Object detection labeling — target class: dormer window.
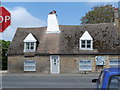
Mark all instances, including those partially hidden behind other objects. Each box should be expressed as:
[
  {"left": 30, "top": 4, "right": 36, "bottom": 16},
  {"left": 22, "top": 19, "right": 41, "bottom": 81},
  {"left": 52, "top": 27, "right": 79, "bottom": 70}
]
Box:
[
  {"left": 25, "top": 42, "right": 35, "bottom": 52},
  {"left": 80, "top": 31, "right": 93, "bottom": 50},
  {"left": 81, "top": 40, "right": 92, "bottom": 49},
  {"left": 24, "top": 33, "right": 37, "bottom": 52}
]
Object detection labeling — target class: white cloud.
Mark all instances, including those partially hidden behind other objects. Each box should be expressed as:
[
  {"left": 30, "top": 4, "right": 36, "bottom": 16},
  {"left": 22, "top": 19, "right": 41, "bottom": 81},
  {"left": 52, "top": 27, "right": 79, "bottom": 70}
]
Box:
[{"left": 0, "top": 7, "right": 46, "bottom": 41}]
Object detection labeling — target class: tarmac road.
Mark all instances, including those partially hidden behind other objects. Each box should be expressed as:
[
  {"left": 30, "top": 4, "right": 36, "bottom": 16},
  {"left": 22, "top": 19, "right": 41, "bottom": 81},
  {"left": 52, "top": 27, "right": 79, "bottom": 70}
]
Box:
[{"left": 2, "top": 74, "right": 99, "bottom": 89}]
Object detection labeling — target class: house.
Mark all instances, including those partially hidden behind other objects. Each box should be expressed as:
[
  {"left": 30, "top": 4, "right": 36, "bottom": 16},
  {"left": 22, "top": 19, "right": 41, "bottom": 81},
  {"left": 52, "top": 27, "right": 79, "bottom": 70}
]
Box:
[{"left": 8, "top": 9, "right": 120, "bottom": 74}]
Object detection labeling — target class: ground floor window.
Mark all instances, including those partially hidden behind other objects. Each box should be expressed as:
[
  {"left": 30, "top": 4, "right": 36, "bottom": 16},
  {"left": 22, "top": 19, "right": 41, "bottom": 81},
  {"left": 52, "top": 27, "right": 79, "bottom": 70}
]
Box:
[
  {"left": 79, "top": 60, "right": 92, "bottom": 71},
  {"left": 24, "top": 60, "right": 36, "bottom": 71},
  {"left": 110, "top": 59, "right": 120, "bottom": 68}
]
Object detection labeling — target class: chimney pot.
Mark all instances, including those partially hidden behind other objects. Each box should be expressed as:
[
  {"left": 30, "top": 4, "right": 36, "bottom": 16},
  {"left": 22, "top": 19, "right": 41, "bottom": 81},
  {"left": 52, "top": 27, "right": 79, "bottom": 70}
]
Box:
[
  {"left": 52, "top": 10, "right": 56, "bottom": 14},
  {"left": 49, "top": 10, "right": 57, "bottom": 14}
]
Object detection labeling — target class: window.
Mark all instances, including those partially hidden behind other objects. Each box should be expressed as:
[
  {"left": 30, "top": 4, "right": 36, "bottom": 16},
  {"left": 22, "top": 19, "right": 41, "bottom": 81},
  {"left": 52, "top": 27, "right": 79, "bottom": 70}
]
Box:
[
  {"left": 80, "top": 31, "right": 93, "bottom": 50},
  {"left": 107, "top": 75, "right": 120, "bottom": 89},
  {"left": 24, "top": 60, "right": 36, "bottom": 71},
  {"left": 87, "top": 40, "right": 91, "bottom": 48},
  {"left": 23, "top": 33, "right": 37, "bottom": 52},
  {"left": 81, "top": 40, "right": 85, "bottom": 48},
  {"left": 24, "top": 42, "right": 36, "bottom": 52},
  {"left": 51, "top": 55, "right": 59, "bottom": 65},
  {"left": 81, "top": 40, "right": 92, "bottom": 49},
  {"left": 110, "top": 59, "right": 120, "bottom": 68},
  {"left": 54, "top": 59, "right": 57, "bottom": 65},
  {"left": 79, "top": 60, "right": 92, "bottom": 71}
]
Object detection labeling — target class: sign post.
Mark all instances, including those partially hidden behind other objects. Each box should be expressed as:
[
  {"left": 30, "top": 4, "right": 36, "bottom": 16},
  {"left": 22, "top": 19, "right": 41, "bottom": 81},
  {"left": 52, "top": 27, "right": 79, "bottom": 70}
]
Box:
[{"left": 0, "top": 6, "right": 11, "bottom": 32}]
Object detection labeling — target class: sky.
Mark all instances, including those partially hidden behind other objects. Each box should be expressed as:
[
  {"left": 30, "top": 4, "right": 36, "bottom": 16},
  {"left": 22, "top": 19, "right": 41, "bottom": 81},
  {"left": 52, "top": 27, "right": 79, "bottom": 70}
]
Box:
[{"left": 0, "top": 2, "right": 119, "bottom": 41}]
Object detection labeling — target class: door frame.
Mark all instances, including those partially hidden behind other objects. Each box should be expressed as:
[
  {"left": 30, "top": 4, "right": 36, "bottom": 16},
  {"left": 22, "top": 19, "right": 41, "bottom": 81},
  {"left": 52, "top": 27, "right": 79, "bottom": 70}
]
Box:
[{"left": 50, "top": 55, "right": 60, "bottom": 74}]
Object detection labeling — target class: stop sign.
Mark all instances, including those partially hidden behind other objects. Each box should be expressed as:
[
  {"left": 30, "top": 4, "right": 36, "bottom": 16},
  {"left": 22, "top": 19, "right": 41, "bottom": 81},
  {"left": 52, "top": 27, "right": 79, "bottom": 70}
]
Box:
[{"left": 0, "top": 6, "right": 11, "bottom": 32}]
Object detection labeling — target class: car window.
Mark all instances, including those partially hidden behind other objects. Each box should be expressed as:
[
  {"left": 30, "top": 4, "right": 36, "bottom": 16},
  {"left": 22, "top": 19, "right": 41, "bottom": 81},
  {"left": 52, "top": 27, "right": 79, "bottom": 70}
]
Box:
[{"left": 107, "top": 75, "right": 120, "bottom": 90}]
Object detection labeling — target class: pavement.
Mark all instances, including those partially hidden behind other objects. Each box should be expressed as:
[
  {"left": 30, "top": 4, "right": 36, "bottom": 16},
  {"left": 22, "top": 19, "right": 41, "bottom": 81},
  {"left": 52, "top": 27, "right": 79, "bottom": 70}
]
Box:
[
  {"left": 1, "top": 73, "right": 99, "bottom": 89},
  {"left": 0, "top": 70, "right": 7, "bottom": 74}
]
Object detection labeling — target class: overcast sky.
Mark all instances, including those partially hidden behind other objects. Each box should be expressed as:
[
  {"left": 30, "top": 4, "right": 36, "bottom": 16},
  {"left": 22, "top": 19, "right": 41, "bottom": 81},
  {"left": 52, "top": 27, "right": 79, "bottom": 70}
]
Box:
[{"left": 0, "top": 2, "right": 119, "bottom": 41}]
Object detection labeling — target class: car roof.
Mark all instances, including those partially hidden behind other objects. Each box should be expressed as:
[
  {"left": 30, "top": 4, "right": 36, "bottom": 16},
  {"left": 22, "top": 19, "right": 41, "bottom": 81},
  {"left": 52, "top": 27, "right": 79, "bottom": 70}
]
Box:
[{"left": 104, "top": 68, "right": 120, "bottom": 75}]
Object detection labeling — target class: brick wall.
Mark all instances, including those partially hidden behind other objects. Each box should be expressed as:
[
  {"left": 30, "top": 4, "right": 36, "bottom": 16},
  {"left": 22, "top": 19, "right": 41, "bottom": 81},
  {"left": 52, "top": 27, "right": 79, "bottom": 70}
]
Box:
[
  {"left": 8, "top": 55, "right": 50, "bottom": 73},
  {"left": 8, "top": 55, "right": 120, "bottom": 73}
]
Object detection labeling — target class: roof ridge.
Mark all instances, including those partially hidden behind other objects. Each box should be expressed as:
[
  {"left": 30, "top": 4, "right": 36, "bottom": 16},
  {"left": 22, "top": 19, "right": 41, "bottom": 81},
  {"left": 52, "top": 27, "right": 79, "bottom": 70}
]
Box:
[
  {"left": 16, "top": 23, "right": 114, "bottom": 29},
  {"left": 17, "top": 26, "right": 47, "bottom": 29},
  {"left": 59, "top": 23, "right": 114, "bottom": 26}
]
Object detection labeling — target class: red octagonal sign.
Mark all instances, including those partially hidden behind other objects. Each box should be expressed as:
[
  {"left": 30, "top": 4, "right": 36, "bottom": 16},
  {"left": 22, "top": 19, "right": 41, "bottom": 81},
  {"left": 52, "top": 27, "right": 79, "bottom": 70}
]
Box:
[{"left": 0, "top": 6, "right": 11, "bottom": 32}]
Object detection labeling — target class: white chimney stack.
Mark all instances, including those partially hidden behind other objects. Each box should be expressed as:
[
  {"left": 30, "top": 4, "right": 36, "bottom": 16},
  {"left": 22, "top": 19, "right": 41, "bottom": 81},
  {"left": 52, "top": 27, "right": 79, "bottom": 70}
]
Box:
[{"left": 46, "top": 10, "right": 60, "bottom": 33}]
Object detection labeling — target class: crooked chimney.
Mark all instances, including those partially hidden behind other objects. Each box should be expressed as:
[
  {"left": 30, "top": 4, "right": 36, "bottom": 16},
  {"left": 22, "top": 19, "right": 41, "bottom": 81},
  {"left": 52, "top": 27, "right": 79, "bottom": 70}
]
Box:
[
  {"left": 114, "top": 8, "right": 120, "bottom": 30},
  {"left": 46, "top": 10, "right": 60, "bottom": 33}
]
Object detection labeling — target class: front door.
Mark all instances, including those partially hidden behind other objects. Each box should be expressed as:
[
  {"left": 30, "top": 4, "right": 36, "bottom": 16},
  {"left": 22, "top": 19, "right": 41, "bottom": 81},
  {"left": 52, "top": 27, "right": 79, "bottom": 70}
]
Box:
[{"left": 50, "top": 55, "right": 60, "bottom": 74}]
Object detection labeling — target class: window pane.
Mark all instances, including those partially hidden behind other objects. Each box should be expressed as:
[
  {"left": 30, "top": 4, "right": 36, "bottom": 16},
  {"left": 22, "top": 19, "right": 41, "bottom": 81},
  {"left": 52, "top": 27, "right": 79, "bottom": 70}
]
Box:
[
  {"left": 54, "top": 59, "right": 57, "bottom": 65},
  {"left": 30, "top": 42, "right": 34, "bottom": 50},
  {"left": 31, "top": 42, "right": 34, "bottom": 45},
  {"left": 51, "top": 55, "right": 59, "bottom": 59},
  {"left": 81, "top": 40, "right": 85, "bottom": 48},
  {"left": 31, "top": 45, "right": 34, "bottom": 49},
  {"left": 87, "top": 40, "right": 91, "bottom": 48},
  {"left": 79, "top": 60, "right": 92, "bottom": 71},
  {"left": 80, "top": 61, "right": 83, "bottom": 63},
  {"left": 24, "top": 60, "right": 36, "bottom": 71},
  {"left": 108, "top": 75, "right": 120, "bottom": 89},
  {"left": 87, "top": 45, "right": 91, "bottom": 48},
  {"left": 110, "top": 59, "right": 120, "bottom": 68},
  {"left": 26, "top": 42, "right": 29, "bottom": 50},
  {"left": 54, "top": 59, "right": 56, "bottom": 63},
  {"left": 87, "top": 40, "right": 91, "bottom": 45},
  {"left": 82, "top": 45, "right": 85, "bottom": 48},
  {"left": 82, "top": 40, "right": 85, "bottom": 44}
]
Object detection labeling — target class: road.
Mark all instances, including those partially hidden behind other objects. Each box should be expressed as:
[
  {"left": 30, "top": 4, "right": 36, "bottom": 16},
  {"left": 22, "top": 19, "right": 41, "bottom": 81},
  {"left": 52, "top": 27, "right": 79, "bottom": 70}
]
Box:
[
  {"left": 0, "top": 73, "right": 1, "bottom": 89},
  {"left": 2, "top": 74, "right": 99, "bottom": 89}
]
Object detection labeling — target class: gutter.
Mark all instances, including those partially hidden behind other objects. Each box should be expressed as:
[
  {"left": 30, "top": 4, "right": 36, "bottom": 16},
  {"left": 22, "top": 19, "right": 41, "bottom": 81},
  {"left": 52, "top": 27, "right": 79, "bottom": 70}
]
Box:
[{"left": 7, "top": 53, "right": 120, "bottom": 56}]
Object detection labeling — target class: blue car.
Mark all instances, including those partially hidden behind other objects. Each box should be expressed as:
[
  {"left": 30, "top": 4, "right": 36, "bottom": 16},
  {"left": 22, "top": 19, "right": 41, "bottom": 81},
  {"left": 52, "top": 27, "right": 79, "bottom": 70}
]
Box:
[{"left": 92, "top": 68, "right": 120, "bottom": 90}]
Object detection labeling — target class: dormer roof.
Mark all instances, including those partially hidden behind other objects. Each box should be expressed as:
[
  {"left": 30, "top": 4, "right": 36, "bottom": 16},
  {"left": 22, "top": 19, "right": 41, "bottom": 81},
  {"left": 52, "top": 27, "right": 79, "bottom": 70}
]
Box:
[
  {"left": 24, "top": 33, "right": 37, "bottom": 42},
  {"left": 80, "top": 31, "right": 93, "bottom": 40}
]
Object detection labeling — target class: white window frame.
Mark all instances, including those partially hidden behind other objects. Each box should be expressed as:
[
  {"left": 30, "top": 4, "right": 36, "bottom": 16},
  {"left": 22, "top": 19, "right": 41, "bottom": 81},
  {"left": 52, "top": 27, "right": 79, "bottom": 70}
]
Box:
[
  {"left": 24, "top": 60, "right": 36, "bottom": 71},
  {"left": 109, "top": 59, "right": 120, "bottom": 68},
  {"left": 79, "top": 31, "right": 93, "bottom": 50},
  {"left": 24, "top": 42, "right": 36, "bottom": 52},
  {"left": 80, "top": 40, "right": 93, "bottom": 50},
  {"left": 79, "top": 60, "right": 92, "bottom": 71}
]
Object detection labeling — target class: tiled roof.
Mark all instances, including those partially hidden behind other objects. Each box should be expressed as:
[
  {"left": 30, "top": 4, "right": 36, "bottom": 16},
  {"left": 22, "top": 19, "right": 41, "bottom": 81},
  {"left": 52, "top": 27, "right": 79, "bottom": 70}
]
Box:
[{"left": 8, "top": 23, "right": 120, "bottom": 55}]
